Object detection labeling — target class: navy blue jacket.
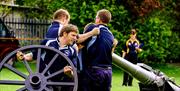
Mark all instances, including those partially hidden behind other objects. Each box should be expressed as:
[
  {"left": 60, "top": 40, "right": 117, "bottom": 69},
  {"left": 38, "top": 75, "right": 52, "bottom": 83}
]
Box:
[
  {"left": 45, "top": 21, "right": 63, "bottom": 39},
  {"left": 82, "top": 24, "right": 114, "bottom": 68}
]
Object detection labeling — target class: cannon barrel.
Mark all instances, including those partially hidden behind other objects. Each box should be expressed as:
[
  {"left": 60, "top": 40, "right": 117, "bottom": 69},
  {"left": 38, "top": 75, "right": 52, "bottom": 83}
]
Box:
[{"left": 112, "top": 53, "right": 180, "bottom": 91}]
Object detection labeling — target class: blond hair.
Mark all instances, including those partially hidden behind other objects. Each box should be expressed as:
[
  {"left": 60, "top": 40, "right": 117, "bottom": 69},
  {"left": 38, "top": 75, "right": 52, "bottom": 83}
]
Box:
[{"left": 53, "top": 9, "right": 70, "bottom": 21}]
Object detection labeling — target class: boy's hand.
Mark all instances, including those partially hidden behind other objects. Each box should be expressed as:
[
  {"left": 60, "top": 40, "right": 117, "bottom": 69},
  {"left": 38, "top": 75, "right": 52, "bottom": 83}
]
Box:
[
  {"left": 16, "top": 51, "right": 24, "bottom": 61},
  {"left": 113, "top": 39, "right": 118, "bottom": 46},
  {"left": 136, "top": 47, "right": 142, "bottom": 52},
  {"left": 64, "top": 66, "right": 73, "bottom": 78},
  {"left": 91, "top": 28, "right": 100, "bottom": 36}
]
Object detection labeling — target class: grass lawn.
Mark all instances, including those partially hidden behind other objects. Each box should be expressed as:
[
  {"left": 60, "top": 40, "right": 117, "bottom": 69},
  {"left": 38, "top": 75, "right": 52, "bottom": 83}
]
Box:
[
  {"left": 0, "top": 62, "right": 180, "bottom": 91},
  {"left": 111, "top": 63, "right": 180, "bottom": 91},
  {"left": 112, "top": 65, "right": 139, "bottom": 91}
]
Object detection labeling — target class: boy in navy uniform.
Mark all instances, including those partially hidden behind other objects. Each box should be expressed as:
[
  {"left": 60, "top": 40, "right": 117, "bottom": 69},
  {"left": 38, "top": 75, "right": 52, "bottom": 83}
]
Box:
[
  {"left": 45, "top": 9, "right": 70, "bottom": 39},
  {"left": 45, "top": 8, "right": 99, "bottom": 44},
  {"left": 17, "top": 24, "right": 79, "bottom": 91},
  {"left": 16, "top": 23, "right": 100, "bottom": 91},
  {"left": 80, "top": 9, "right": 117, "bottom": 91}
]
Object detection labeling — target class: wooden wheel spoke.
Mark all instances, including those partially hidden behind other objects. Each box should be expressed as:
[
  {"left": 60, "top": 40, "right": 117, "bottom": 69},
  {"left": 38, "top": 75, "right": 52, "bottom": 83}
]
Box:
[
  {"left": 46, "top": 69, "right": 64, "bottom": 79},
  {"left": 42, "top": 54, "right": 59, "bottom": 75},
  {"left": 4, "top": 63, "right": 27, "bottom": 79},
  {"left": 16, "top": 86, "right": 27, "bottom": 91},
  {"left": 36, "top": 48, "right": 41, "bottom": 73},
  {"left": 23, "top": 60, "right": 33, "bottom": 74},
  {"left": 47, "top": 81, "right": 75, "bottom": 86},
  {"left": 0, "top": 80, "right": 25, "bottom": 85},
  {"left": 44, "top": 87, "right": 51, "bottom": 91}
]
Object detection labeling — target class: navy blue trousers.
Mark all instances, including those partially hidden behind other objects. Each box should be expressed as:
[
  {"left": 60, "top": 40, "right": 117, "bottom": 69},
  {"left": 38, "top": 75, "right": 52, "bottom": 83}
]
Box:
[{"left": 79, "top": 67, "right": 112, "bottom": 91}]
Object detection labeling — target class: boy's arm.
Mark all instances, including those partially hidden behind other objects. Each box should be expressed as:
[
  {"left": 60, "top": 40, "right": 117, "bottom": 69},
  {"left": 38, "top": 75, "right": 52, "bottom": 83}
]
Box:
[
  {"left": 122, "top": 45, "right": 127, "bottom": 58},
  {"left": 16, "top": 51, "right": 33, "bottom": 61},
  {"left": 77, "top": 28, "right": 99, "bottom": 43},
  {"left": 112, "top": 38, "right": 118, "bottom": 53},
  {"left": 136, "top": 37, "right": 144, "bottom": 52}
]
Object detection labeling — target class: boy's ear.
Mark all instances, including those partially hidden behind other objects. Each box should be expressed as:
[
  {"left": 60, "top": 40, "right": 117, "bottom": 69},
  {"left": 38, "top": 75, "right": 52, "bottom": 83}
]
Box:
[{"left": 62, "top": 32, "right": 67, "bottom": 36}]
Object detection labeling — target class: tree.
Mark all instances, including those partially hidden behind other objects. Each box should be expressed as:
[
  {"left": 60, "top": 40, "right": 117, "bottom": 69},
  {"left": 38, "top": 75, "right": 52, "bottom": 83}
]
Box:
[
  {"left": 14, "top": 0, "right": 180, "bottom": 63},
  {"left": 0, "top": 5, "right": 11, "bottom": 18}
]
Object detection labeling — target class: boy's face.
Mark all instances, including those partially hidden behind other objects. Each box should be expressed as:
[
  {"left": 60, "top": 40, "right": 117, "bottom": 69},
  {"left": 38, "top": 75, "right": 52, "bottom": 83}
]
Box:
[
  {"left": 61, "top": 16, "right": 69, "bottom": 26},
  {"left": 95, "top": 15, "right": 100, "bottom": 24},
  {"left": 131, "top": 29, "right": 136, "bottom": 35},
  {"left": 65, "top": 32, "right": 78, "bottom": 45},
  {"left": 64, "top": 16, "right": 70, "bottom": 26}
]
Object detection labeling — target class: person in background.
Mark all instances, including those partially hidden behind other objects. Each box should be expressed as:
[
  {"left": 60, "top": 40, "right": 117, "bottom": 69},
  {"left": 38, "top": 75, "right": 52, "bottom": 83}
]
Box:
[{"left": 122, "top": 28, "right": 144, "bottom": 86}]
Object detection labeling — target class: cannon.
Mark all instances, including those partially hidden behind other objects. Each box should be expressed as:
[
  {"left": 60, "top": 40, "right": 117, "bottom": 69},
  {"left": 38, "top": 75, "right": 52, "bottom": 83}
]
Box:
[
  {"left": 112, "top": 53, "right": 180, "bottom": 91},
  {"left": 0, "top": 45, "right": 180, "bottom": 91}
]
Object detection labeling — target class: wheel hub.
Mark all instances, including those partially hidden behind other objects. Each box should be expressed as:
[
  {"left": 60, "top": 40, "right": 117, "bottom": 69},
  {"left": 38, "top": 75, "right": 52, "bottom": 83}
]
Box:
[{"left": 25, "top": 73, "right": 47, "bottom": 91}]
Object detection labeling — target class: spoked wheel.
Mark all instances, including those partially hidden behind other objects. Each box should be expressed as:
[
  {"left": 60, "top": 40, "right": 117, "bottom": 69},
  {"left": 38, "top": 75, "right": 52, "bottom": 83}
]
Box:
[{"left": 0, "top": 45, "right": 78, "bottom": 91}]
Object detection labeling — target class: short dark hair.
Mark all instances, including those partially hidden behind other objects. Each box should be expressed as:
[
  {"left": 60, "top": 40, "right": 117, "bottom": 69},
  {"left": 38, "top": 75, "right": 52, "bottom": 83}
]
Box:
[
  {"left": 59, "top": 24, "right": 79, "bottom": 37},
  {"left": 97, "top": 9, "right": 111, "bottom": 24}
]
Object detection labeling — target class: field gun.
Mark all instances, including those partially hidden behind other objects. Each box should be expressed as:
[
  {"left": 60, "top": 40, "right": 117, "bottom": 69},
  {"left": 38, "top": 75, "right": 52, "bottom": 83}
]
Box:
[
  {"left": 112, "top": 53, "right": 180, "bottom": 91},
  {"left": 0, "top": 45, "right": 180, "bottom": 91}
]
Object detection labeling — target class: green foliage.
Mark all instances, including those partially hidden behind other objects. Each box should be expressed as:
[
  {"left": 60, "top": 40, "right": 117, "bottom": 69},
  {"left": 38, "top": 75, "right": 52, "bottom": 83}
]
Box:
[
  {"left": 15, "top": 0, "right": 25, "bottom": 5},
  {"left": 0, "top": 5, "right": 11, "bottom": 18},
  {"left": 135, "top": 1, "right": 180, "bottom": 63},
  {"left": 20, "top": 0, "right": 179, "bottom": 63},
  {"left": 166, "top": 32, "right": 180, "bottom": 62}
]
